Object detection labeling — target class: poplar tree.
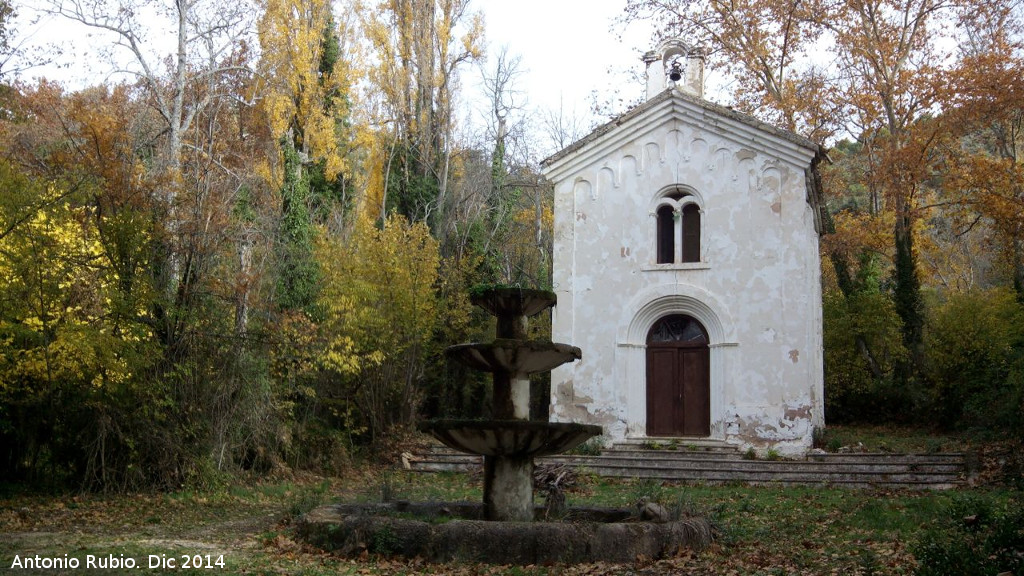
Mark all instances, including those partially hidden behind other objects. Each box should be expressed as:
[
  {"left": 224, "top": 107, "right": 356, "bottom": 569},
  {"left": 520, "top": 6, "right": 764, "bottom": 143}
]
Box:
[
  {"left": 258, "top": 0, "right": 358, "bottom": 313},
  {"left": 360, "top": 0, "right": 483, "bottom": 226}
]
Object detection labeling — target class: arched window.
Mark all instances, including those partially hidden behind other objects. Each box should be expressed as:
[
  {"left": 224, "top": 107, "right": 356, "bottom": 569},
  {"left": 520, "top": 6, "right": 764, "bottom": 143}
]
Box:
[
  {"left": 653, "top": 189, "right": 702, "bottom": 264},
  {"left": 682, "top": 204, "right": 701, "bottom": 263},
  {"left": 656, "top": 205, "right": 675, "bottom": 263}
]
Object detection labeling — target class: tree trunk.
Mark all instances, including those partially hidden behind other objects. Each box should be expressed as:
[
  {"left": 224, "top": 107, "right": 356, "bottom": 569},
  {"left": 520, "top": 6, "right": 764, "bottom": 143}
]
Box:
[
  {"left": 1013, "top": 233, "right": 1024, "bottom": 304},
  {"left": 814, "top": 167, "right": 885, "bottom": 379},
  {"left": 893, "top": 211, "right": 924, "bottom": 380}
]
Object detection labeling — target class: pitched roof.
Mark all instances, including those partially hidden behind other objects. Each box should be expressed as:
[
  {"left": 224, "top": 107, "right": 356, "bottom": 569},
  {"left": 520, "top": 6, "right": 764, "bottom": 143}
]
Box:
[{"left": 540, "top": 89, "right": 823, "bottom": 180}]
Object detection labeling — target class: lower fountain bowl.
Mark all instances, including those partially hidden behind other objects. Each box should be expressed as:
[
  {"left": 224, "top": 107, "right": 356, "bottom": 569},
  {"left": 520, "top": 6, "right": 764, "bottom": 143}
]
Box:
[{"left": 418, "top": 419, "right": 602, "bottom": 458}]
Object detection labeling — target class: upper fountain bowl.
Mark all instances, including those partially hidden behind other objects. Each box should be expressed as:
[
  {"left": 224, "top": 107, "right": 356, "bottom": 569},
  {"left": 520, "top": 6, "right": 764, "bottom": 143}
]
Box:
[{"left": 470, "top": 287, "right": 557, "bottom": 318}]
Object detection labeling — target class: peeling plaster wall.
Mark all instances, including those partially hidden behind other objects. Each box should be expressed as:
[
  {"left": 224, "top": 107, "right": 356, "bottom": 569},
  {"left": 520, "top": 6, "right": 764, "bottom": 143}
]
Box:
[{"left": 545, "top": 102, "right": 824, "bottom": 456}]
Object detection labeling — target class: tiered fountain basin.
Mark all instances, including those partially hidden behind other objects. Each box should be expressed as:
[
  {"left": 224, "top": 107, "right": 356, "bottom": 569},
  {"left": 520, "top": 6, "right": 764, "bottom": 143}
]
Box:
[
  {"left": 419, "top": 419, "right": 602, "bottom": 458},
  {"left": 423, "top": 288, "right": 597, "bottom": 523},
  {"left": 470, "top": 287, "right": 556, "bottom": 317},
  {"left": 446, "top": 340, "right": 581, "bottom": 374},
  {"left": 298, "top": 286, "right": 713, "bottom": 563}
]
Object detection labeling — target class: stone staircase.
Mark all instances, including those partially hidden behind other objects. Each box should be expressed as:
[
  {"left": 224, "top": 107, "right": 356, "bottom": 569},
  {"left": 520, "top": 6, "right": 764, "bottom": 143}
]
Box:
[{"left": 405, "top": 439, "right": 970, "bottom": 490}]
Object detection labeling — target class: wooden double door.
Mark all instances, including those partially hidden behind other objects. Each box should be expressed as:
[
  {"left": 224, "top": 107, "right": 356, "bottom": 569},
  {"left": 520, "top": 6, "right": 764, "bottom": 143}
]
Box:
[{"left": 645, "top": 314, "right": 710, "bottom": 437}]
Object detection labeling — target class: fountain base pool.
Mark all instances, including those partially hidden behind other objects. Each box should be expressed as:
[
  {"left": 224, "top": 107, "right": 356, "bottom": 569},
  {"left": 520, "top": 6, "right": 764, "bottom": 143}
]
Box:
[{"left": 298, "top": 500, "right": 713, "bottom": 564}]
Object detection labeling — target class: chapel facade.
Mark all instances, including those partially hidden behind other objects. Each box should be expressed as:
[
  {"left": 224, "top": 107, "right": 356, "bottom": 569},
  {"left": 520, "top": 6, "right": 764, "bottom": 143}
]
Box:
[{"left": 540, "top": 39, "right": 826, "bottom": 456}]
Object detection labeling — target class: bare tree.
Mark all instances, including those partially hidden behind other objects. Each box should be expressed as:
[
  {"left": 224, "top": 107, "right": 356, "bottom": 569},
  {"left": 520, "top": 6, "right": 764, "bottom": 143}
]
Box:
[
  {"left": 42, "top": 0, "right": 257, "bottom": 328},
  {"left": 480, "top": 46, "right": 526, "bottom": 175},
  {"left": 539, "top": 95, "right": 590, "bottom": 157},
  {"left": 45, "top": 0, "right": 255, "bottom": 169}
]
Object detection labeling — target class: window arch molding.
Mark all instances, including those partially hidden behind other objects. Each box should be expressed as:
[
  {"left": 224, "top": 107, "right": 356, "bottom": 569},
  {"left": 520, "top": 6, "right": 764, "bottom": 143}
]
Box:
[
  {"left": 650, "top": 184, "right": 704, "bottom": 212},
  {"left": 650, "top": 185, "right": 704, "bottom": 264}
]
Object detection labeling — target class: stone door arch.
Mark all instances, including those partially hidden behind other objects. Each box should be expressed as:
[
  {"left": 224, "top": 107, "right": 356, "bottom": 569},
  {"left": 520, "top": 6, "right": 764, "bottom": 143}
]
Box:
[{"left": 645, "top": 314, "right": 711, "bottom": 437}]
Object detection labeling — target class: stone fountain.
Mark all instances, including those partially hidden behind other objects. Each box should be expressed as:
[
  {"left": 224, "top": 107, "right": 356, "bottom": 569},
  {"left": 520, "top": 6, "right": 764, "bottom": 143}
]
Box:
[
  {"left": 419, "top": 287, "right": 602, "bottom": 521},
  {"left": 298, "top": 287, "right": 712, "bottom": 564}
]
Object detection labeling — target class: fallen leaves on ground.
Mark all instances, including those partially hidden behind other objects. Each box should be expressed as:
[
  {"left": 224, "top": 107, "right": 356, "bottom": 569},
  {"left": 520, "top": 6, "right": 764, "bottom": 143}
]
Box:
[{"left": 1, "top": 473, "right": 1019, "bottom": 575}]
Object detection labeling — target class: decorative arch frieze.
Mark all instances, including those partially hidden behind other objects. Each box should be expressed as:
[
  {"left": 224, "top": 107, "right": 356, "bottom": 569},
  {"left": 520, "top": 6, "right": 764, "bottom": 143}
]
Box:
[
  {"left": 738, "top": 156, "right": 757, "bottom": 192},
  {"left": 714, "top": 147, "right": 731, "bottom": 177},
  {"left": 643, "top": 142, "right": 663, "bottom": 171},
  {"left": 596, "top": 166, "right": 617, "bottom": 199},
  {"left": 761, "top": 166, "right": 782, "bottom": 192},
  {"left": 688, "top": 138, "right": 708, "bottom": 164},
  {"left": 573, "top": 178, "right": 593, "bottom": 201},
  {"left": 666, "top": 129, "right": 686, "bottom": 161},
  {"left": 760, "top": 166, "right": 782, "bottom": 215},
  {"left": 621, "top": 155, "right": 640, "bottom": 179}
]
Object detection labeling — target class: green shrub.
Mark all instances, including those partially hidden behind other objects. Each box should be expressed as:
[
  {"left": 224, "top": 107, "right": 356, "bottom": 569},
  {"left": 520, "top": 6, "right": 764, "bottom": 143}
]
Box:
[
  {"left": 823, "top": 287, "right": 912, "bottom": 424},
  {"left": 924, "top": 288, "right": 1024, "bottom": 438},
  {"left": 567, "top": 437, "right": 605, "bottom": 456},
  {"left": 913, "top": 495, "right": 1024, "bottom": 576},
  {"left": 370, "top": 526, "right": 399, "bottom": 555}
]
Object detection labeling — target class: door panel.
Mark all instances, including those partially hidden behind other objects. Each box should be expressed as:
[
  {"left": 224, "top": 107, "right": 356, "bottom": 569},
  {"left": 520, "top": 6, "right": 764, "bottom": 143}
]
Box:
[
  {"left": 680, "top": 348, "right": 710, "bottom": 436},
  {"left": 646, "top": 348, "right": 678, "bottom": 436}
]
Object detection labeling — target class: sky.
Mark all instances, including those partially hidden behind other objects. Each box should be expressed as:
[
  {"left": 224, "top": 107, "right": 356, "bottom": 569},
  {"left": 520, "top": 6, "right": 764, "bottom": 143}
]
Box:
[
  {"left": 470, "top": 1, "right": 655, "bottom": 122},
  {"left": 12, "top": 0, "right": 660, "bottom": 154}
]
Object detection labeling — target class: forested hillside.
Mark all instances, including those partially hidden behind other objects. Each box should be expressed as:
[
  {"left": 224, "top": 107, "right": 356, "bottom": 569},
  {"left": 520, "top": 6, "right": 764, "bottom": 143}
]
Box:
[{"left": 1, "top": 0, "right": 1021, "bottom": 492}]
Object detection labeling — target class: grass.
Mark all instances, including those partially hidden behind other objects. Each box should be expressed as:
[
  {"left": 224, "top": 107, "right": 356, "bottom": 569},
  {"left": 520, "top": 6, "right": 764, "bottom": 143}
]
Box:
[
  {"left": 1, "top": 425, "right": 1020, "bottom": 575},
  {"left": 321, "top": 469, "right": 1020, "bottom": 575},
  {"left": 2, "top": 472, "right": 1018, "bottom": 575},
  {"left": 375, "top": 469, "right": 483, "bottom": 502},
  {"left": 575, "top": 479, "right": 1017, "bottom": 574},
  {"left": 817, "top": 424, "right": 974, "bottom": 453}
]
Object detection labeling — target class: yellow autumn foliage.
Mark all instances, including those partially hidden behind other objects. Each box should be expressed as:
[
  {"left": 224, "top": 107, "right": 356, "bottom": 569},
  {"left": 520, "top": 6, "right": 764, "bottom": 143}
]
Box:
[
  {"left": 0, "top": 178, "right": 137, "bottom": 391},
  {"left": 315, "top": 214, "right": 440, "bottom": 440},
  {"left": 317, "top": 214, "right": 440, "bottom": 374},
  {"left": 257, "top": 0, "right": 360, "bottom": 182}
]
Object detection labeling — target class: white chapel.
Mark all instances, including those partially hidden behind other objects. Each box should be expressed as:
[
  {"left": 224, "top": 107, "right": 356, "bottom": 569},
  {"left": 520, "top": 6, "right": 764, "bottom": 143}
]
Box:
[{"left": 541, "top": 39, "right": 826, "bottom": 456}]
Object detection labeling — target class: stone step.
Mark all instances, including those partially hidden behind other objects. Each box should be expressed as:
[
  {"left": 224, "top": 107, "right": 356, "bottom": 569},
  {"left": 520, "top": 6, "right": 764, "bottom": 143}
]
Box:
[
  {"left": 806, "top": 452, "right": 967, "bottom": 463},
  {"left": 404, "top": 443, "right": 968, "bottom": 489},
  {"left": 410, "top": 460, "right": 482, "bottom": 473},
  {"left": 608, "top": 444, "right": 965, "bottom": 462},
  {"left": 587, "top": 451, "right": 966, "bottom": 470},
  {"left": 571, "top": 466, "right": 962, "bottom": 489},
  {"left": 548, "top": 454, "right": 965, "bottom": 474},
  {"left": 612, "top": 438, "right": 739, "bottom": 450}
]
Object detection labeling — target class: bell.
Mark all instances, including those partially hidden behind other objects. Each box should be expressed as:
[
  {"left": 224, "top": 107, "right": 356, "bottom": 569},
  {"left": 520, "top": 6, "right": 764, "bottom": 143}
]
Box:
[{"left": 668, "top": 62, "right": 683, "bottom": 82}]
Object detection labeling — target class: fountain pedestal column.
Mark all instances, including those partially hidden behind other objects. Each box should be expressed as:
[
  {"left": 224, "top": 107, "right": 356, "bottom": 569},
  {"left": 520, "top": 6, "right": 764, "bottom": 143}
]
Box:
[
  {"left": 484, "top": 455, "right": 533, "bottom": 521},
  {"left": 492, "top": 371, "right": 531, "bottom": 421}
]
